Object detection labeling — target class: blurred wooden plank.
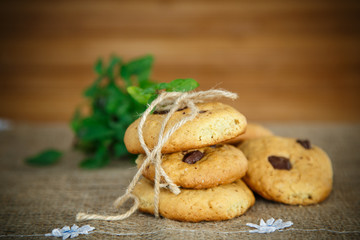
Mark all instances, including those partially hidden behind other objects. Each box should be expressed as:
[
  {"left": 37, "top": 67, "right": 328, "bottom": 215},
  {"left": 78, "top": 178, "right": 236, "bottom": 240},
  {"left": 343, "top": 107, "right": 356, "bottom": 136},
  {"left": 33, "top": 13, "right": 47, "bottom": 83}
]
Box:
[
  {"left": 1, "top": 36, "right": 359, "bottom": 67},
  {"left": 0, "top": 0, "right": 359, "bottom": 122},
  {"left": 1, "top": 84, "right": 358, "bottom": 121}
]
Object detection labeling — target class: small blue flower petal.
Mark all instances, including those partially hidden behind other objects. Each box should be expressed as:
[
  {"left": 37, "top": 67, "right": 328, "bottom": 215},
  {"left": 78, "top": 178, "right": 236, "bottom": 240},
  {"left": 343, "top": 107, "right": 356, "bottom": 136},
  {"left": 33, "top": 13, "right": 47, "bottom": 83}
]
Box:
[
  {"left": 46, "top": 224, "right": 95, "bottom": 239},
  {"left": 247, "top": 217, "right": 294, "bottom": 234},
  {"left": 70, "top": 232, "right": 79, "bottom": 238},
  {"left": 71, "top": 225, "right": 79, "bottom": 231},
  {"left": 260, "top": 219, "right": 266, "bottom": 226},
  {"left": 273, "top": 219, "right": 283, "bottom": 227},
  {"left": 51, "top": 229, "right": 62, "bottom": 237},
  {"left": 77, "top": 225, "right": 95, "bottom": 234},
  {"left": 266, "top": 218, "right": 275, "bottom": 225},
  {"left": 246, "top": 223, "right": 260, "bottom": 229},
  {"left": 61, "top": 226, "right": 70, "bottom": 233},
  {"left": 62, "top": 232, "right": 71, "bottom": 240}
]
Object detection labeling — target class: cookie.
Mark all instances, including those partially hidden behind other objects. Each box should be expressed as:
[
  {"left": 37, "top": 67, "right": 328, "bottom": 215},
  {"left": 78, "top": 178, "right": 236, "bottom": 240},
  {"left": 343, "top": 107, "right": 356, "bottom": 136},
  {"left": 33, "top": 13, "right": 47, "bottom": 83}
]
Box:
[
  {"left": 133, "top": 178, "right": 255, "bottom": 222},
  {"left": 239, "top": 136, "right": 333, "bottom": 205},
  {"left": 136, "top": 144, "right": 248, "bottom": 189},
  {"left": 124, "top": 102, "right": 247, "bottom": 154},
  {"left": 223, "top": 123, "right": 273, "bottom": 145}
]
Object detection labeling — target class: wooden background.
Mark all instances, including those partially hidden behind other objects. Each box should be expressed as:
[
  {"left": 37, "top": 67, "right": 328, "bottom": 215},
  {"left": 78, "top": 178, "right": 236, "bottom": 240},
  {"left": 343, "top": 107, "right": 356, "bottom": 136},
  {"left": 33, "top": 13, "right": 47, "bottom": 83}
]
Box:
[{"left": 0, "top": 0, "right": 359, "bottom": 122}]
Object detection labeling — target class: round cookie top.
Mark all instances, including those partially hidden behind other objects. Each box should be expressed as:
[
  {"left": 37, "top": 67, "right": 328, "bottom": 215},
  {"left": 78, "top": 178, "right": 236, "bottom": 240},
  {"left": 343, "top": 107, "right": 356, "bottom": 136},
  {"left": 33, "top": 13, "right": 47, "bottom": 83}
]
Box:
[
  {"left": 124, "top": 102, "right": 247, "bottom": 154},
  {"left": 238, "top": 136, "right": 333, "bottom": 205},
  {"left": 133, "top": 178, "right": 255, "bottom": 222},
  {"left": 222, "top": 123, "right": 273, "bottom": 145},
  {"left": 136, "top": 144, "right": 248, "bottom": 189}
]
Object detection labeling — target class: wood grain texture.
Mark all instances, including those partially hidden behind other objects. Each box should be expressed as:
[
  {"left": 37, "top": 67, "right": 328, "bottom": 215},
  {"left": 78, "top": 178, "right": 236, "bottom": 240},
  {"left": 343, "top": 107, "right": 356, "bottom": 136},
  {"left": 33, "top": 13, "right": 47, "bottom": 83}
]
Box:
[{"left": 0, "top": 0, "right": 359, "bottom": 122}]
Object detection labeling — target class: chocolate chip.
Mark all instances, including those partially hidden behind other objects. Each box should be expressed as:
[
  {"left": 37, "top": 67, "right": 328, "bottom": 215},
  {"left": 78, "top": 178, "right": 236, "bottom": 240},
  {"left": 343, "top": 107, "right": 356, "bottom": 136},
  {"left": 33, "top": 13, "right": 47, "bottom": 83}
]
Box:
[
  {"left": 177, "top": 107, "right": 188, "bottom": 112},
  {"left": 153, "top": 107, "right": 188, "bottom": 115},
  {"left": 268, "top": 156, "right": 292, "bottom": 170},
  {"left": 198, "top": 110, "right": 207, "bottom": 113},
  {"left": 182, "top": 150, "right": 204, "bottom": 164},
  {"left": 296, "top": 139, "right": 311, "bottom": 149},
  {"left": 209, "top": 144, "right": 223, "bottom": 149},
  {"left": 153, "top": 110, "right": 169, "bottom": 115}
]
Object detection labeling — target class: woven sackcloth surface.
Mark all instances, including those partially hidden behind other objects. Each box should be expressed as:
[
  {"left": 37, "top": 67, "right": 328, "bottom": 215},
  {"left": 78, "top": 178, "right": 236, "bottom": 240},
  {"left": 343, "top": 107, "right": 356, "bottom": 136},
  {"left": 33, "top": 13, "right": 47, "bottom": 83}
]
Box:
[{"left": 0, "top": 123, "right": 359, "bottom": 239}]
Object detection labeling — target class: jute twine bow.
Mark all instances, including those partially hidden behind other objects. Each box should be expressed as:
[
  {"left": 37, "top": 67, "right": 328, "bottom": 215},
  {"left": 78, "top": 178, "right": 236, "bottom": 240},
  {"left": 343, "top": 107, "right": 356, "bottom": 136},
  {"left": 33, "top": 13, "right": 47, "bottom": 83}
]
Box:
[{"left": 76, "top": 89, "right": 237, "bottom": 221}]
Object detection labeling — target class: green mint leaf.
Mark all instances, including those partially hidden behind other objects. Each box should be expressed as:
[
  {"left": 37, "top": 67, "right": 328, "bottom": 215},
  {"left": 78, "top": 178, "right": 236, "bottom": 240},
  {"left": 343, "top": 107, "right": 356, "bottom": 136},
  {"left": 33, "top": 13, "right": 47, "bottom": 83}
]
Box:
[
  {"left": 76, "top": 118, "right": 114, "bottom": 141},
  {"left": 127, "top": 86, "right": 154, "bottom": 105},
  {"left": 127, "top": 79, "right": 199, "bottom": 106},
  {"left": 71, "top": 108, "right": 82, "bottom": 132},
  {"left": 108, "top": 56, "right": 122, "bottom": 70},
  {"left": 103, "top": 83, "right": 126, "bottom": 114},
  {"left": 80, "top": 157, "right": 110, "bottom": 169},
  {"left": 94, "top": 58, "right": 103, "bottom": 75},
  {"left": 114, "top": 142, "right": 128, "bottom": 157},
  {"left": 140, "top": 80, "right": 157, "bottom": 89},
  {"left": 105, "top": 95, "right": 123, "bottom": 114},
  {"left": 156, "top": 82, "right": 168, "bottom": 90},
  {"left": 84, "top": 77, "right": 103, "bottom": 98},
  {"left": 80, "top": 155, "right": 110, "bottom": 169},
  {"left": 80, "top": 144, "right": 110, "bottom": 169},
  {"left": 165, "top": 78, "right": 199, "bottom": 92},
  {"left": 25, "top": 149, "right": 62, "bottom": 166},
  {"left": 106, "top": 56, "right": 122, "bottom": 81},
  {"left": 77, "top": 126, "right": 113, "bottom": 141},
  {"left": 80, "top": 157, "right": 102, "bottom": 169},
  {"left": 120, "top": 55, "right": 154, "bottom": 86}
]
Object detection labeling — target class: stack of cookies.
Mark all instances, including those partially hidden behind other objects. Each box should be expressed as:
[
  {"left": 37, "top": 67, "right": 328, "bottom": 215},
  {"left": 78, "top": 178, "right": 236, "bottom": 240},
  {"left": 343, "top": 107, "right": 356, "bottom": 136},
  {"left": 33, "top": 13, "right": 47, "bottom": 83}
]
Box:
[
  {"left": 124, "top": 102, "right": 255, "bottom": 222},
  {"left": 124, "top": 101, "right": 334, "bottom": 222}
]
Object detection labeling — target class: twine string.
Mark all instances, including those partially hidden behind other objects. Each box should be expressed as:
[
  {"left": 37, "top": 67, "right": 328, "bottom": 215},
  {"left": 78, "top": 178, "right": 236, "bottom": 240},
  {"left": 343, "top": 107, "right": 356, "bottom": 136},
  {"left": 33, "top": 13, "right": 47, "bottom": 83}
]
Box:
[{"left": 76, "top": 89, "right": 237, "bottom": 221}]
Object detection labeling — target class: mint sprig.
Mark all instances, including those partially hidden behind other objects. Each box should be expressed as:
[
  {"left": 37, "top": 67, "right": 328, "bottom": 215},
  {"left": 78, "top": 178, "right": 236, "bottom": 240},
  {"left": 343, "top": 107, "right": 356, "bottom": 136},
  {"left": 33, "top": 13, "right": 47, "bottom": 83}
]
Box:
[
  {"left": 71, "top": 55, "right": 155, "bottom": 168},
  {"left": 25, "top": 54, "right": 199, "bottom": 169}
]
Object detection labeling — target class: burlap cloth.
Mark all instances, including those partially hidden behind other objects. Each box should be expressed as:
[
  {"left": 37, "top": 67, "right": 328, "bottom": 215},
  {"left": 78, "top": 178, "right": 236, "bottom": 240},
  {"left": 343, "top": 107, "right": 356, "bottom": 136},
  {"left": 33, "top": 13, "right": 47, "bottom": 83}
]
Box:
[{"left": 0, "top": 123, "right": 359, "bottom": 239}]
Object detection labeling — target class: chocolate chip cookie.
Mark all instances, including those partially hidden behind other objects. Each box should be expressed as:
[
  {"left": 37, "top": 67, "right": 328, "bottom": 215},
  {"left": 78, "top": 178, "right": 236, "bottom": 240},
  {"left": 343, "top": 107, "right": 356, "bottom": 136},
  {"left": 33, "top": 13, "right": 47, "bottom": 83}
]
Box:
[
  {"left": 239, "top": 136, "right": 333, "bottom": 205},
  {"left": 124, "top": 102, "right": 247, "bottom": 154},
  {"left": 136, "top": 144, "right": 248, "bottom": 189},
  {"left": 133, "top": 178, "right": 255, "bottom": 222}
]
